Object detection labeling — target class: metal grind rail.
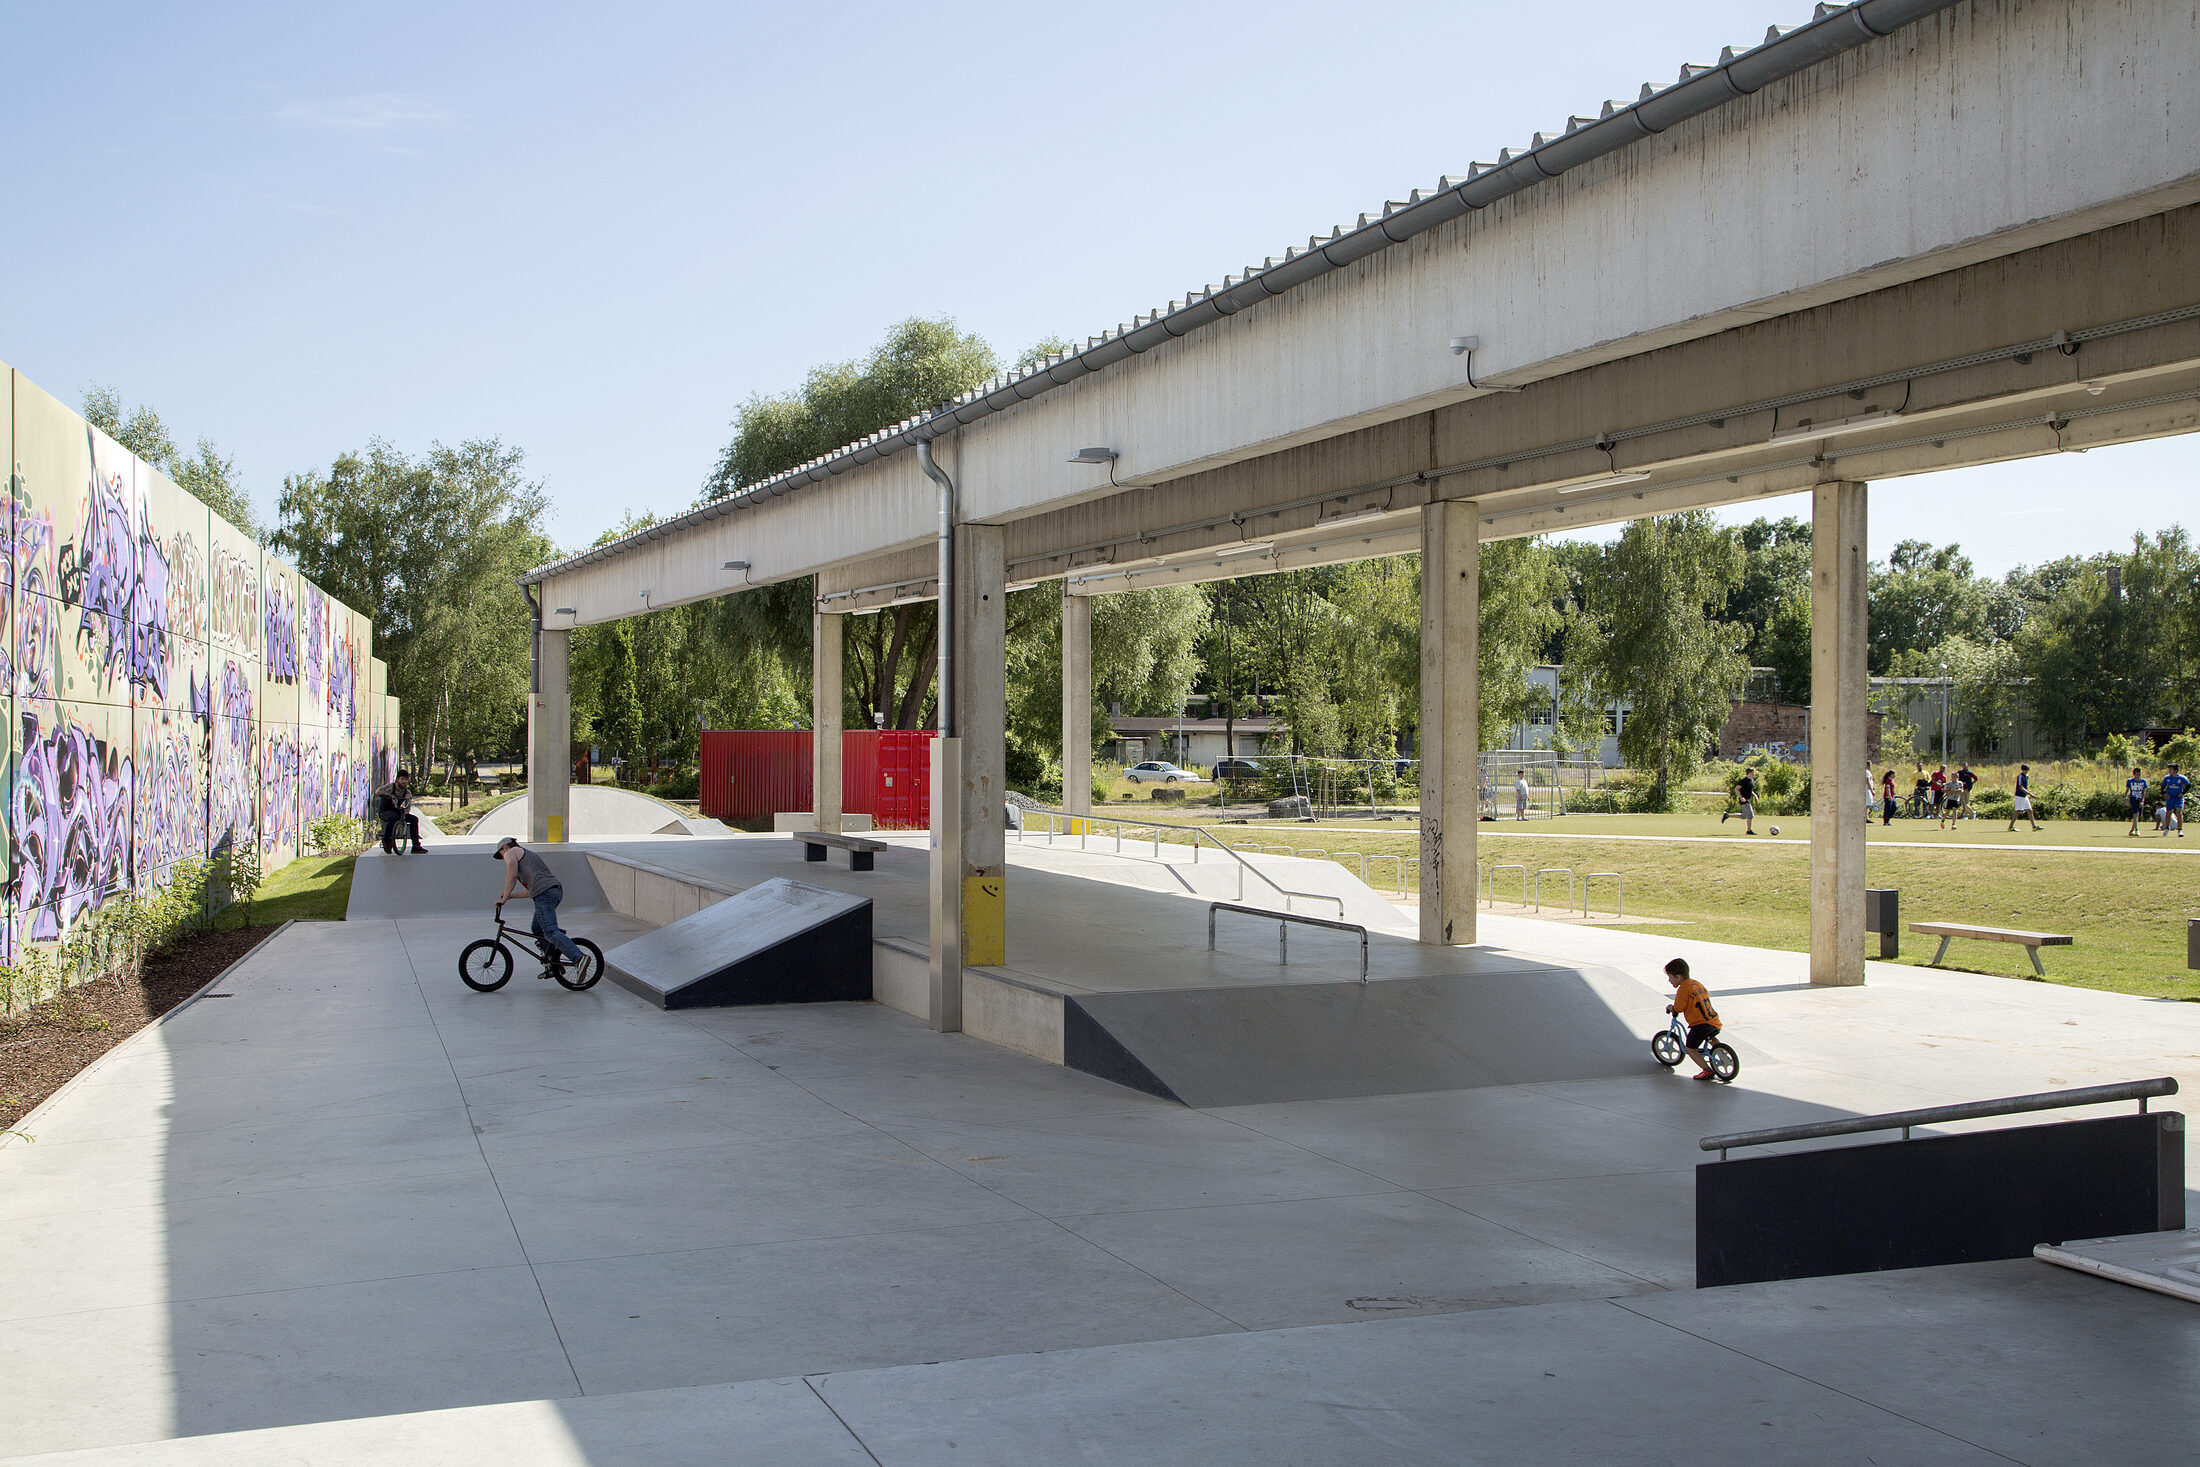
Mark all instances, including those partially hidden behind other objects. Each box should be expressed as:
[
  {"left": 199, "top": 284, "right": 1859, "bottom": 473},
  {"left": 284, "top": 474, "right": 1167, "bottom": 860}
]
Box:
[
  {"left": 1015, "top": 804, "right": 1346, "bottom": 917},
  {"left": 1699, "top": 1077, "right": 2179, "bottom": 1162},
  {"left": 1208, "top": 901, "right": 1370, "bottom": 984}
]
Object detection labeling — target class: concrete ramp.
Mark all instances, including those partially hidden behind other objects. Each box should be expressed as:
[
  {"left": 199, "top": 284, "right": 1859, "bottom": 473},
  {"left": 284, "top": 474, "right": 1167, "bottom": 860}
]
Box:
[
  {"left": 1063, "top": 964, "right": 1656, "bottom": 1108},
  {"left": 346, "top": 843, "right": 607, "bottom": 921},
  {"left": 604, "top": 878, "right": 872, "bottom": 1009},
  {"left": 472, "top": 786, "right": 732, "bottom": 840}
]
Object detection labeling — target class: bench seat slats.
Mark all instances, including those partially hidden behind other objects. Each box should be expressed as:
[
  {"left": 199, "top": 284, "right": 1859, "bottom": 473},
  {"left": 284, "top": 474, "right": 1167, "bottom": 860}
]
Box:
[{"left": 1908, "top": 923, "right": 2073, "bottom": 945}]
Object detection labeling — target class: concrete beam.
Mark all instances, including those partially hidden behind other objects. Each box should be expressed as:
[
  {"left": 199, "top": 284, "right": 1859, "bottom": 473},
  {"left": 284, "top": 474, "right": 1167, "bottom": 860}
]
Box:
[
  {"left": 812, "top": 610, "right": 843, "bottom": 833},
  {"left": 1811, "top": 480, "right": 1870, "bottom": 987},
  {"left": 1418, "top": 502, "right": 1477, "bottom": 947},
  {"left": 529, "top": 3, "right": 2200, "bottom": 621},
  {"left": 955, "top": 525, "right": 1008, "bottom": 966},
  {"left": 529, "top": 627, "right": 571, "bottom": 843},
  {"left": 1062, "top": 584, "right": 1092, "bottom": 816}
]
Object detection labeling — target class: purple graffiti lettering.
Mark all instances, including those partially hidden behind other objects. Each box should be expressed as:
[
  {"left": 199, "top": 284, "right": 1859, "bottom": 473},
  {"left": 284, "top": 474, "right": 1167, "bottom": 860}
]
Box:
[
  {"left": 264, "top": 582, "right": 299, "bottom": 683},
  {"left": 8, "top": 711, "right": 134, "bottom": 947},
  {"left": 209, "top": 661, "right": 257, "bottom": 851},
  {"left": 6, "top": 508, "right": 58, "bottom": 703},
  {"left": 260, "top": 730, "right": 301, "bottom": 854},
  {"left": 135, "top": 712, "right": 207, "bottom": 890},
  {"left": 304, "top": 587, "right": 326, "bottom": 705}
]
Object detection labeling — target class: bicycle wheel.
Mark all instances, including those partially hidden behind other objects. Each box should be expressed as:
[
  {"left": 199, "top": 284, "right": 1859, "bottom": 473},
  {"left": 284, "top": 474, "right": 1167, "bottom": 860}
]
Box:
[
  {"left": 460, "top": 939, "right": 513, "bottom": 992},
  {"left": 1708, "top": 1041, "right": 1741, "bottom": 1084},
  {"left": 1650, "top": 1030, "right": 1683, "bottom": 1067},
  {"left": 554, "top": 937, "right": 605, "bottom": 991}
]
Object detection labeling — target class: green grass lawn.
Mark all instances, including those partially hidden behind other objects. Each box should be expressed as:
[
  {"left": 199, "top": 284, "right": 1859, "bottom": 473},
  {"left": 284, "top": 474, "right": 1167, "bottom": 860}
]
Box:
[
  {"left": 215, "top": 851, "right": 360, "bottom": 927},
  {"left": 1086, "top": 810, "right": 2198, "bottom": 999}
]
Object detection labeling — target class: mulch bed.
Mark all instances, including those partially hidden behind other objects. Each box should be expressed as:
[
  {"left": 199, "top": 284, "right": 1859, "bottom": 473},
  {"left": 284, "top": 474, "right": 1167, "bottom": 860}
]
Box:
[{"left": 0, "top": 925, "right": 277, "bottom": 1135}]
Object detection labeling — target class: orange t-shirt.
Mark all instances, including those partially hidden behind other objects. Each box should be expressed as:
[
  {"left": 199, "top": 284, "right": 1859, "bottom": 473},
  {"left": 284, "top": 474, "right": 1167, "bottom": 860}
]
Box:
[{"left": 1672, "top": 978, "right": 1720, "bottom": 1030}]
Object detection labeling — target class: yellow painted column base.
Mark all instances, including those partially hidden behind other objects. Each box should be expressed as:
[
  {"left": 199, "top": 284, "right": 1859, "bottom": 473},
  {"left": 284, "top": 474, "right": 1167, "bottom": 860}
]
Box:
[
  {"left": 547, "top": 814, "right": 564, "bottom": 844},
  {"left": 961, "top": 874, "right": 1005, "bottom": 965}
]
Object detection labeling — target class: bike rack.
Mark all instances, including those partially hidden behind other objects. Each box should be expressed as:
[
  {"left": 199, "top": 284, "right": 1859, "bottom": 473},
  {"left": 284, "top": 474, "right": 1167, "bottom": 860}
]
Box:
[
  {"left": 1208, "top": 901, "right": 1369, "bottom": 984},
  {"left": 1486, "top": 863, "right": 1528, "bottom": 908},
  {"left": 1368, "top": 854, "right": 1404, "bottom": 896},
  {"left": 1582, "top": 871, "right": 1623, "bottom": 919},
  {"left": 1532, "top": 867, "right": 1573, "bottom": 912}
]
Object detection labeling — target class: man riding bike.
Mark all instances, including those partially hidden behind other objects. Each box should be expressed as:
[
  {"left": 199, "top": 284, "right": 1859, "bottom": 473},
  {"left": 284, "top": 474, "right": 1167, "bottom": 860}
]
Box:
[{"left": 492, "top": 837, "right": 584, "bottom": 973}]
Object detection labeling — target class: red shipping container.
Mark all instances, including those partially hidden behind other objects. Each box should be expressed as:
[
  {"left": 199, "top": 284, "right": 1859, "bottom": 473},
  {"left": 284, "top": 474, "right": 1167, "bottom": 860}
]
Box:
[
  {"left": 842, "top": 730, "right": 934, "bottom": 829},
  {"left": 700, "top": 730, "right": 936, "bottom": 828}
]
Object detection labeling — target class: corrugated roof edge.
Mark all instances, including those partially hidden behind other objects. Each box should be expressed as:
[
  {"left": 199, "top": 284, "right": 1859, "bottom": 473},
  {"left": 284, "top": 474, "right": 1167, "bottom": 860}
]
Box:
[{"left": 522, "top": 0, "right": 1957, "bottom": 587}]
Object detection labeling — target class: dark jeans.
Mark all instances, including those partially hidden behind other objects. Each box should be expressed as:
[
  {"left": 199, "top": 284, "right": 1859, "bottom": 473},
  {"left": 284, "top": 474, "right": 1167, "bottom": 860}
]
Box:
[
  {"left": 381, "top": 812, "right": 421, "bottom": 850},
  {"left": 531, "top": 887, "right": 583, "bottom": 964}
]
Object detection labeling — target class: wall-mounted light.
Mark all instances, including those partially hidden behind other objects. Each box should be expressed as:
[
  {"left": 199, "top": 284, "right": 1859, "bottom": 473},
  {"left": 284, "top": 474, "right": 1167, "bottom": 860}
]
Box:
[
  {"left": 1068, "top": 447, "right": 1118, "bottom": 464},
  {"left": 554, "top": 607, "right": 576, "bottom": 615},
  {"left": 1767, "top": 408, "right": 1904, "bottom": 444},
  {"left": 722, "top": 560, "right": 751, "bottom": 571}
]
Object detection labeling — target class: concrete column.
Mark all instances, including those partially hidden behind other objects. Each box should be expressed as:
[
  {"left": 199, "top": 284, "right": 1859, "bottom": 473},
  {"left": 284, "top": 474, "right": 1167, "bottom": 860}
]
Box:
[
  {"left": 928, "top": 735, "right": 964, "bottom": 1031},
  {"left": 953, "top": 525, "right": 1008, "bottom": 965},
  {"left": 811, "top": 608, "right": 843, "bottom": 833},
  {"left": 1061, "top": 584, "right": 1092, "bottom": 816},
  {"left": 1810, "top": 480, "right": 1869, "bottom": 987},
  {"left": 1418, "top": 501, "right": 1478, "bottom": 946},
  {"left": 529, "top": 627, "right": 572, "bottom": 843}
]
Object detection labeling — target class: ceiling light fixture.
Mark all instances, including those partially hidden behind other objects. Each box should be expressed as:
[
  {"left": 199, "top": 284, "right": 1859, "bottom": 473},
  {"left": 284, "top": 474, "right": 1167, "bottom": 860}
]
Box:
[
  {"left": 1550, "top": 470, "right": 1653, "bottom": 495},
  {"left": 1767, "top": 408, "right": 1904, "bottom": 444},
  {"left": 1321, "top": 504, "right": 1390, "bottom": 526},
  {"left": 1215, "top": 542, "right": 1275, "bottom": 559}
]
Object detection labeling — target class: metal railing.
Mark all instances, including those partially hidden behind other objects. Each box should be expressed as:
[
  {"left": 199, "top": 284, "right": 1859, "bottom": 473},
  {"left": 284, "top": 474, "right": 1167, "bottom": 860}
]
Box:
[
  {"left": 1209, "top": 901, "right": 1370, "bottom": 983},
  {"left": 1699, "top": 1077, "right": 2178, "bottom": 1161},
  {"left": 1015, "top": 804, "right": 1346, "bottom": 916}
]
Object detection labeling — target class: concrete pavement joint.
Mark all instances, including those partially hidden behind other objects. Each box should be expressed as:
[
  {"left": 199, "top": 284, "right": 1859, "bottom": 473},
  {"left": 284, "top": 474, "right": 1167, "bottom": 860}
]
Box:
[
  {"left": 1603, "top": 1296, "right": 2033, "bottom": 1465},
  {"left": 397, "top": 918, "right": 589, "bottom": 1401}
]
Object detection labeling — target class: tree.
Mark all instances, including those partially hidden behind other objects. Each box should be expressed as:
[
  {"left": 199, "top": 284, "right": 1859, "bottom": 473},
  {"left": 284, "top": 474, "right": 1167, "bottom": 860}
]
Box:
[
  {"left": 597, "top": 621, "right": 644, "bottom": 779},
  {"left": 1868, "top": 540, "right": 1995, "bottom": 674},
  {"left": 1476, "top": 539, "right": 1567, "bottom": 751},
  {"left": 82, "top": 385, "right": 261, "bottom": 538},
  {"left": 1585, "top": 512, "right": 1748, "bottom": 807},
  {"left": 1726, "top": 516, "right": 1813, "bottom": 662},
  {"left": 273, "top": 439, "right": 553, "bottom": 784}
]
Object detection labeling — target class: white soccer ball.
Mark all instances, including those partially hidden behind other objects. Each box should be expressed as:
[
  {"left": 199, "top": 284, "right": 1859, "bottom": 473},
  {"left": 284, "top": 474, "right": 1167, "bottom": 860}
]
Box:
[{"left": 1768, "top": 824, "right": 1781, "bottom": 835}]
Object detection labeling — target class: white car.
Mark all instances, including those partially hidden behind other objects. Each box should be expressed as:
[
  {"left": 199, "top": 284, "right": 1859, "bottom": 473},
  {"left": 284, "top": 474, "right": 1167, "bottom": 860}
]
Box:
[{"left": 1122, "top": 760, "right": 1198, "bottom": 785}]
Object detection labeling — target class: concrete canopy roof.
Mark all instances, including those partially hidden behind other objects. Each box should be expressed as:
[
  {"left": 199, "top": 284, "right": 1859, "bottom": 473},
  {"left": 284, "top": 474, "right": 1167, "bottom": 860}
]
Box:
[{"left": 520, "top": 0, "right": 1961, "bottom": 589}]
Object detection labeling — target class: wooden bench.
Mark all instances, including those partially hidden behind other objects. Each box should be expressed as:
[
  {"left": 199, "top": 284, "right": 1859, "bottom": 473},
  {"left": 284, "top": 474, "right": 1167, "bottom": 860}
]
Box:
[
  {"left": 792, "top": 830, "right": 889, "bottom": 872},
  {"left": 1910, "top": 921, "right": 2074, "bottom": 976}
]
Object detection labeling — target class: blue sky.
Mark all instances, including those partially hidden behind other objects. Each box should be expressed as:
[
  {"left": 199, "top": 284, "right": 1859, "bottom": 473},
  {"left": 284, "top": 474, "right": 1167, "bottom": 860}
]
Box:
[{"left": 4, "top": 1, "right": 2190, "bottom": 576}]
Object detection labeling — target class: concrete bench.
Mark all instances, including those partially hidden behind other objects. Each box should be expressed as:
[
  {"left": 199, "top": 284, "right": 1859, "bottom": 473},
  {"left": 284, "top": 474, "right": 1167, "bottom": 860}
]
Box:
[
  {"left": 793, "top": 830, "right": 889, "bottom": 872},
  {"left": 1910, "top": 921, "right": 2073, "bottom": 976}
]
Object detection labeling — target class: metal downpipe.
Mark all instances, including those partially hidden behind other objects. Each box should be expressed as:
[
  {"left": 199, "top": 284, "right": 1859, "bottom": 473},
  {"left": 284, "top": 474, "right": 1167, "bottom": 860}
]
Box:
[
  {"left": 917, "top": 439, "right": 956, "bottom": 736},
  {"left": 518, "top": 580, "right": 542, "bottom": 693}
]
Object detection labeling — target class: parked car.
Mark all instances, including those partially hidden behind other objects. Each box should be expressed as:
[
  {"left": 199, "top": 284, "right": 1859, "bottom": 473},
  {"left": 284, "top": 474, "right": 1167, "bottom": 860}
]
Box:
[
  {"left": 1122, "top": 760, "right": 1199, "bottom": 785},
  {"left": 1213, "top": 758, "right": 1263, "bottom": 780}
]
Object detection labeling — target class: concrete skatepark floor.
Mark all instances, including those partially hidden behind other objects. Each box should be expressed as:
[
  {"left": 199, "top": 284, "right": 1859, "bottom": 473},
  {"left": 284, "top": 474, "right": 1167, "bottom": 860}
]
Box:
[{"left": 1, "top": 840, "right": 2195, "bottom": 1463}]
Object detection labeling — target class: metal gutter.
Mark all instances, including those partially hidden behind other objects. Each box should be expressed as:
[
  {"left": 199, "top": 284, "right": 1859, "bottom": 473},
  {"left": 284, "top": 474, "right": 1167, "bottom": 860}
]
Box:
[{"left": 520, "top": 0, "right": 1963, "bottom": 588}]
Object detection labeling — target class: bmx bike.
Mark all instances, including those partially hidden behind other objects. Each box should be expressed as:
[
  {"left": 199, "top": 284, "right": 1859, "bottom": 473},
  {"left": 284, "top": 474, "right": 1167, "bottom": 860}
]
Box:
[
  {"left": 1650, "top": 1009, "right": 1739, "bottom": 1083},
  {"left": 459, "top": 904, "right": 604, "bottom": 993}
]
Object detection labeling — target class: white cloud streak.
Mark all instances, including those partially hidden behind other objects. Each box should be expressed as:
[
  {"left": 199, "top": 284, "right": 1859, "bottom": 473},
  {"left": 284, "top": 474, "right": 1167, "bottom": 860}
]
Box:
[{"left": 275, "top": 94, "right": 456, "bottom": 141}]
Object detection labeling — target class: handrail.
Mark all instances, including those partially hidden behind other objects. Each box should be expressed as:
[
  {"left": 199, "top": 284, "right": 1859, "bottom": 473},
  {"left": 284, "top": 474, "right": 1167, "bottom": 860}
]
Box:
[
  {"left": 1015, "top": 803, "right": 1346, "bottom": 916},
  {"left": 1208, "top": 901, "right": 1369, "bottom": 983},
  {"left": 1700, "top": 1077, "right": 2179, "bottom": 1161}
]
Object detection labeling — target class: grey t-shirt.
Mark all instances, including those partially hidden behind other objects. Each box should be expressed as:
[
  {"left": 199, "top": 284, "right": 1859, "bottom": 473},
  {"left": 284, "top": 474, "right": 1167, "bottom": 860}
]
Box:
[{"left": 513, "top": 846, "right": 561, "bottom": 895}]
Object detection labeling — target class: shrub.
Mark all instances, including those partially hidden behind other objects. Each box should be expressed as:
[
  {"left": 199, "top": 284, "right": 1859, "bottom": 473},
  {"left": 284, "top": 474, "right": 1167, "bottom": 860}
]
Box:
[
  {"left": 648, "top": 769, "right": 701, "bottom": 801},
  {"left": 1972, "top": 786, "right": 2014, "bottom": 818},
  {"left": 1566, "top": 787, "right": 1624, "bottom": 814}
]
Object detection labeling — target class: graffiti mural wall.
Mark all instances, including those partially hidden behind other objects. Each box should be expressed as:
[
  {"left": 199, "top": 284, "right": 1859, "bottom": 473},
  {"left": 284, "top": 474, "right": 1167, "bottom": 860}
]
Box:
[{"left": 2, "top": 360, "right": 400, "bottom": 960}]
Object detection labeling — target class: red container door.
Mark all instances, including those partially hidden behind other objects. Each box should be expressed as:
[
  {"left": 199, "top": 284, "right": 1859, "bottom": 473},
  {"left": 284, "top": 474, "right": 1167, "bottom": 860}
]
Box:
[
  {"left": 874, "top": 730, "right": 933, "bottom": 828},
  {"left": 702, "top": 730, "right": 811, "bottom": 822}
]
